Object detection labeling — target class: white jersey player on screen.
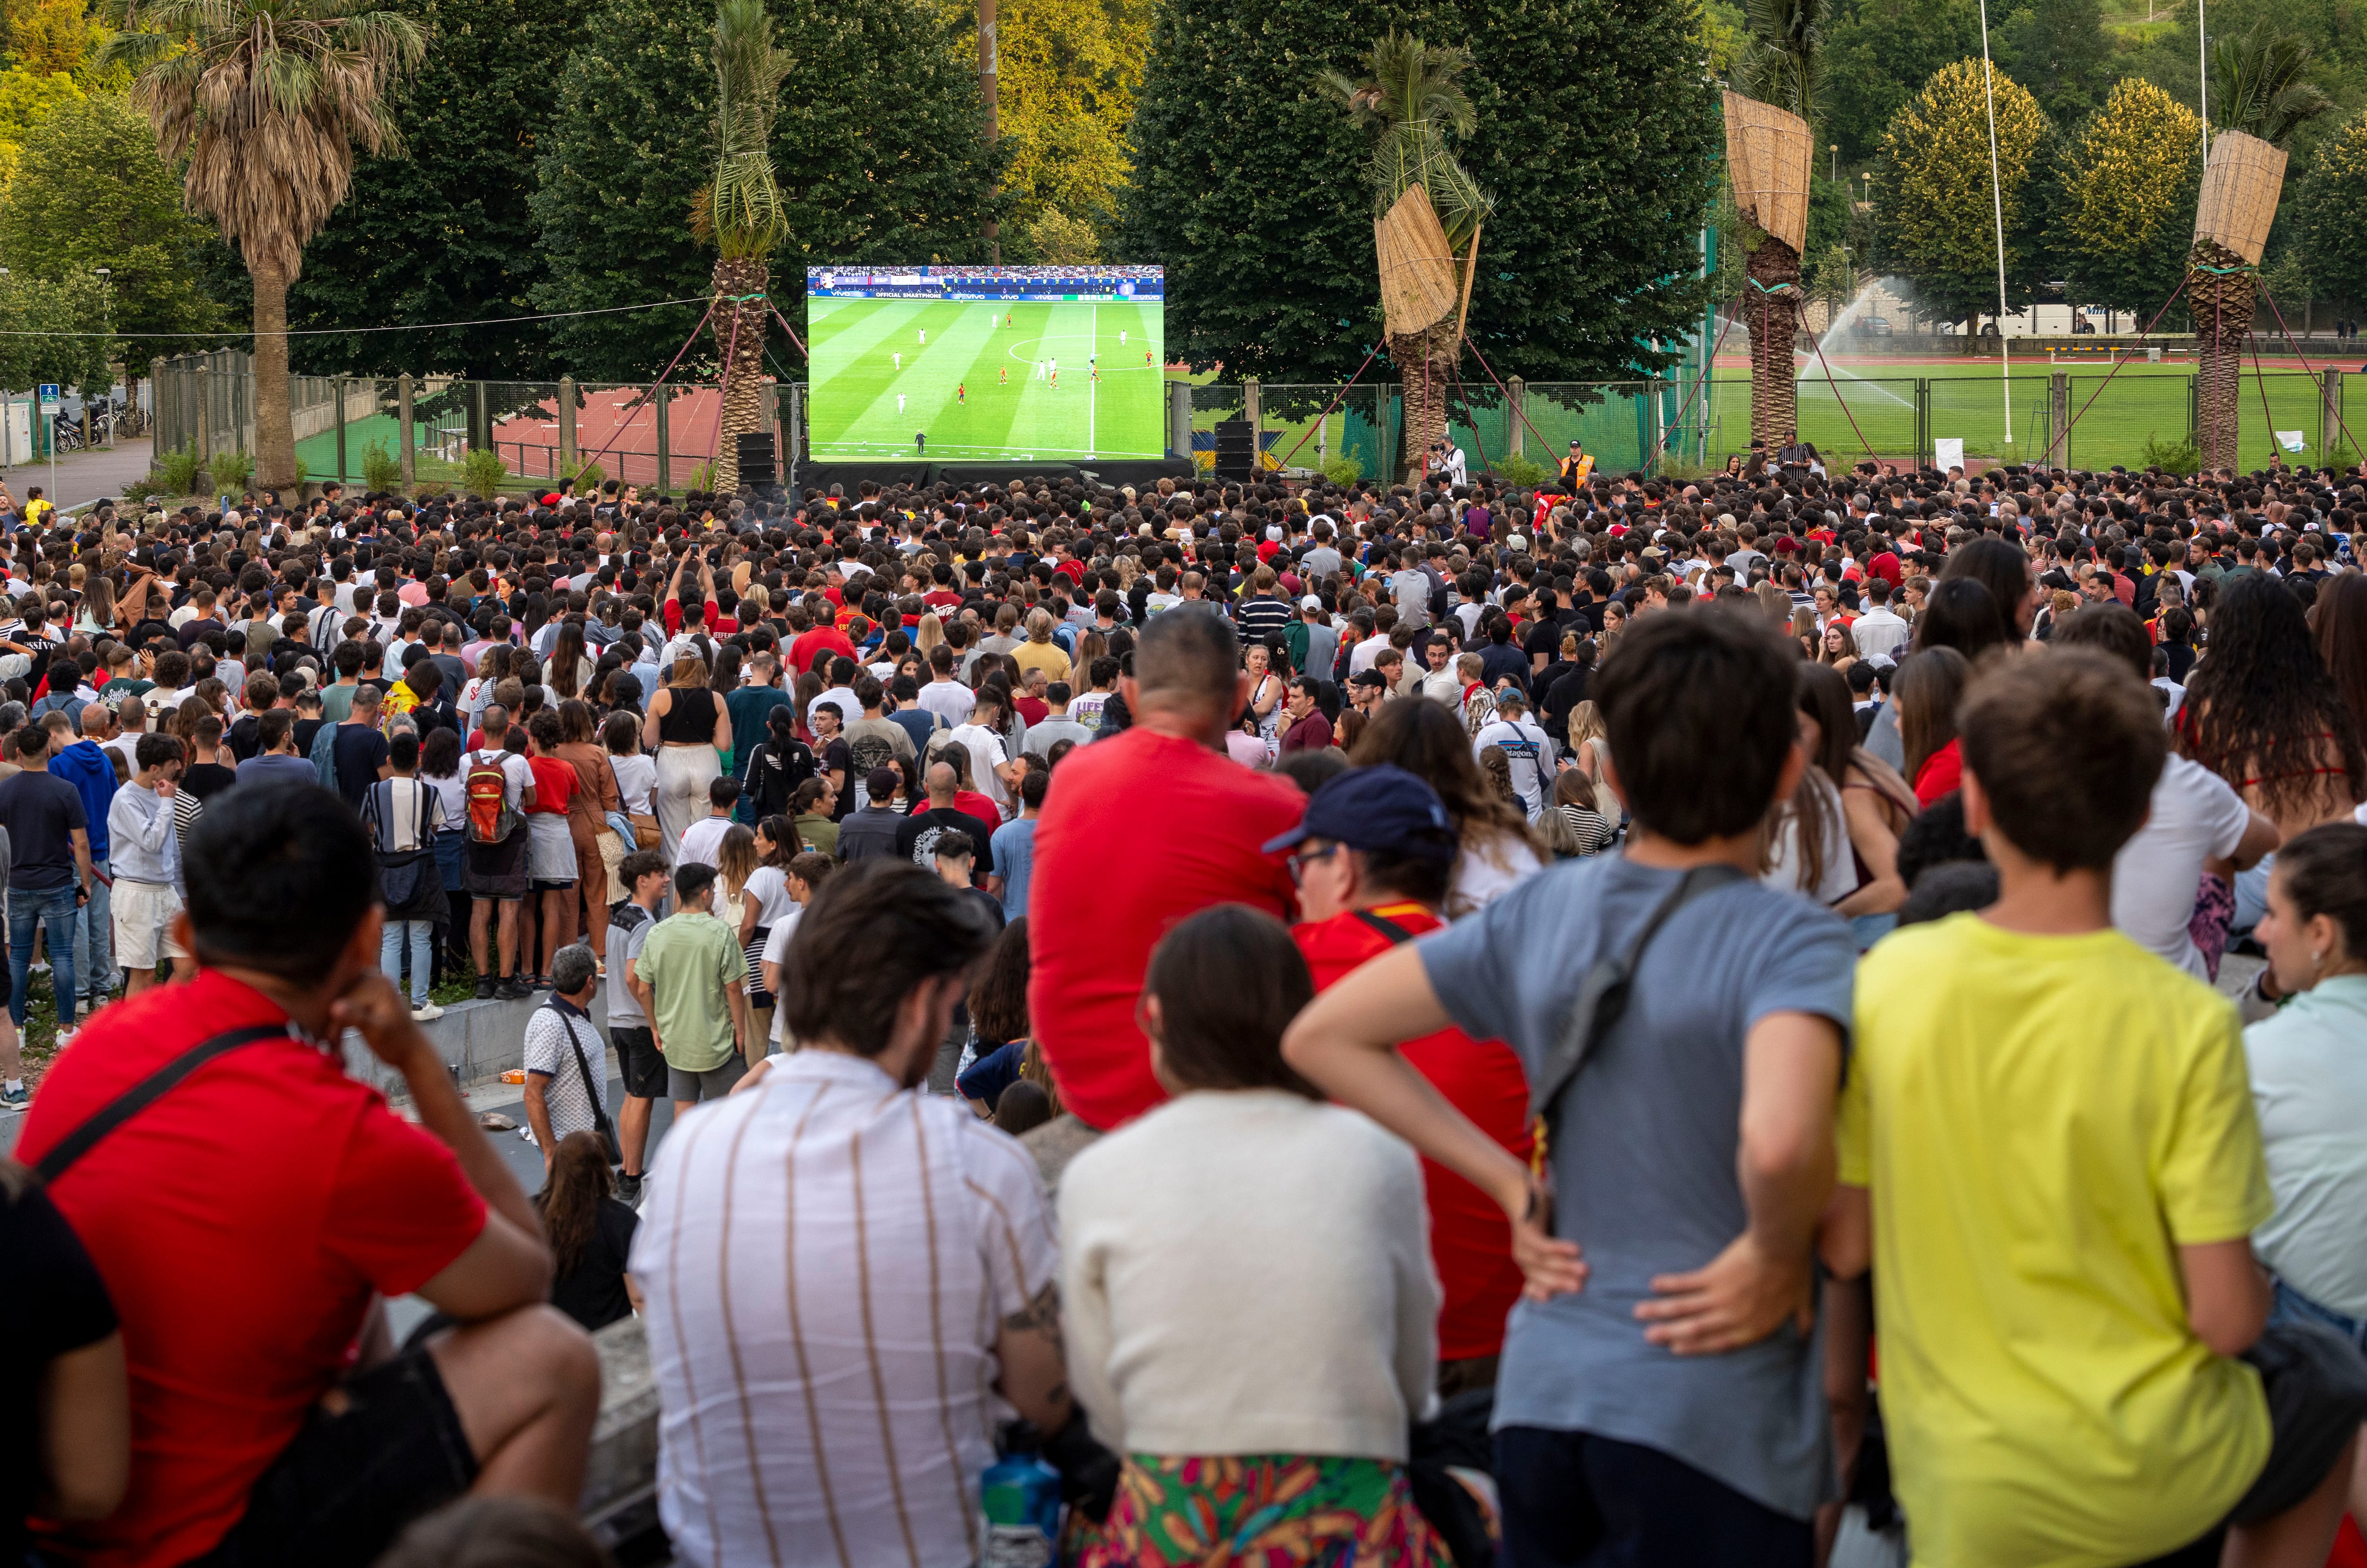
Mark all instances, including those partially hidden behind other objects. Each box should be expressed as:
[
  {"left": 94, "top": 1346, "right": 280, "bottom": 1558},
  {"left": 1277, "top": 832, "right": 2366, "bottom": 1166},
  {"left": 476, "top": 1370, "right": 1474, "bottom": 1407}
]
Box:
[
  {"left": 1120, "top": 329, "right": 1128, "bottom": 347},
  {"left": 893, "top": 350, "right": 902, "bottom": 370},
  {"left": 919, "top": 329, "right": 926, "bottom": 345},
  {"left": 897, "top": 393, "right": 907, "bottom": 415}
]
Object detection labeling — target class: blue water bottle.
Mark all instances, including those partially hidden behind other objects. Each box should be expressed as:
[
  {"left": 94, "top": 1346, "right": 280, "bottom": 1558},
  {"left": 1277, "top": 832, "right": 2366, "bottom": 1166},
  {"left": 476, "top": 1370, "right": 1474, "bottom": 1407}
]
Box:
[{"left": 979, "top": 1421, "right": 1062, "bottom": 1568}]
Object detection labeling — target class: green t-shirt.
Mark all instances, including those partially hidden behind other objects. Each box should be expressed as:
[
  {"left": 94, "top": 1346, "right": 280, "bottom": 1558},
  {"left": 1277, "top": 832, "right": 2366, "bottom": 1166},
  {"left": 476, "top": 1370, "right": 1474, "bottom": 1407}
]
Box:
[
  {"left": 633, "top": 909, "right": 743, "bottom": 1071},
  {"left": 319, "top": 681, "right": 361, "bottom": 724}
]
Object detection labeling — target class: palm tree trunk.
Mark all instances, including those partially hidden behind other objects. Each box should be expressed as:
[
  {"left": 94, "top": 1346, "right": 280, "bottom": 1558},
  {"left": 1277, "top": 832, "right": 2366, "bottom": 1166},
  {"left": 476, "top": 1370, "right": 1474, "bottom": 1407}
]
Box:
[
  {"left": 251, "top": 264, "right": 300, "bottom": 493},
  {"left": 2190, "top": 242, "right": 2250, "bottom": 474},
  {"left": 1392, "top": 319, "right": 1460, "bottom": 484},
  {"left": 1747, "top": 237, "right": 1802, "bottom": 450},
  {"left": 711, "top": 256, "right": 770, "bottom": 495}
]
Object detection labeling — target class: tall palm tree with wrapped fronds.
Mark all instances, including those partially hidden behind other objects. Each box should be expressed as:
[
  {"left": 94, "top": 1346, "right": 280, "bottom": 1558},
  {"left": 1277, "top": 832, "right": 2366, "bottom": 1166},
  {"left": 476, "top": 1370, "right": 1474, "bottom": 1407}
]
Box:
[
  {"left": 100, "top": 0, "right": 426, "bottom": 493},
  {"left": 693, "top": 0, "right": 791, "bottom": 496},
  {"left": 1321, "top": 32, "right": 1493, "bottom": 483},
  {"left": 1731, "top": 0, "right": 1826, "bottom": 450},
  {"left": 2190, "top": 23, "right": 2332, "bottom": 472}
]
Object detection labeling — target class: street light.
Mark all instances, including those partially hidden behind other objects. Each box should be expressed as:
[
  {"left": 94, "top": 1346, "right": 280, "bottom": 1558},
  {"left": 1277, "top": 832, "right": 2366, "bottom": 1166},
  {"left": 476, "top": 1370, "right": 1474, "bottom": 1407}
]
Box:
[{"left": 1830, "top": 143, "right": 1839, "bottom": 181}]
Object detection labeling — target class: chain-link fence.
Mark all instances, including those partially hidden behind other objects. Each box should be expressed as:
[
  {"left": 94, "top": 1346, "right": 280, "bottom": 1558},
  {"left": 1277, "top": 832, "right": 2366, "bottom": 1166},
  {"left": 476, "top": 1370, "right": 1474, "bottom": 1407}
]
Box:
[{"left": 149, "top": 354, "right": 2366, "bottom": 491}]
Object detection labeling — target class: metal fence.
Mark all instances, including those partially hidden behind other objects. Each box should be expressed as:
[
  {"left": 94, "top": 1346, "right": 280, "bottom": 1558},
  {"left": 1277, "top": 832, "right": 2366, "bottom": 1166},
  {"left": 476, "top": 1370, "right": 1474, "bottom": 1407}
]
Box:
[
  {"left": 150, "top": 356, "right": 794, "bottom": 492},
  {"left": 148, "top": 354, "right": 2365, "bottom": 492}
]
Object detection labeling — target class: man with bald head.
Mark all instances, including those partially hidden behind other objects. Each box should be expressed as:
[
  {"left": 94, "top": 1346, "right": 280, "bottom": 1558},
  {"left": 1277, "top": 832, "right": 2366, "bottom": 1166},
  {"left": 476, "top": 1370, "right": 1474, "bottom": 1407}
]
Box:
[
  {"left": 894, "top": 758, "right": 999, "bottom": 894},
  {"left": 1028, "top": 605, "right": 1307, "bottom": 1131}
]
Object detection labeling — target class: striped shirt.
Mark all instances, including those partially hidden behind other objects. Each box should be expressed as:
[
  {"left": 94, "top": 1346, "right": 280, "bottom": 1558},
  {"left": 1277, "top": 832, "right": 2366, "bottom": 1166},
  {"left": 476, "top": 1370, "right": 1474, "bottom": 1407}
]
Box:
[{"left": 632, "top": 1050, "right": 1058, "bottom": 1568}]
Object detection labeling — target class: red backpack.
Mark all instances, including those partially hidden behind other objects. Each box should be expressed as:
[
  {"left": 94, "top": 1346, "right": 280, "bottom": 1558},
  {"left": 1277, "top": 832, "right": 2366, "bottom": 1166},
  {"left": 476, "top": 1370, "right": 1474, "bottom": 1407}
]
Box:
[{"left": 463, "top": 750, "right": 521, "bottom": 844}]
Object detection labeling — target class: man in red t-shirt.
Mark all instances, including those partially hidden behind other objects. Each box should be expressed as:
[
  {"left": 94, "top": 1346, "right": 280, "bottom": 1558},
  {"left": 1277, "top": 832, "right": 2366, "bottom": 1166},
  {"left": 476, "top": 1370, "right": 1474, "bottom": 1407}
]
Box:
[
  {"left": 15, "top": 784, "right": 597, "bottom": 1568},
  {"left": 1030, "top": 606, "right": 1303, "bottom": 1130},
  {"left": 1271, "top": 763, "right": 1533, "bottom": 1383}
]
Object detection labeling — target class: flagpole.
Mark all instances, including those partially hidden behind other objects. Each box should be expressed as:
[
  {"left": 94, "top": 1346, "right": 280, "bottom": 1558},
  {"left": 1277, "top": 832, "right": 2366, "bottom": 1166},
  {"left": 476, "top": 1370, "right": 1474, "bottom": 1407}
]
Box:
[
  {"left": 1977, "top": 0, "right": 2013, "bottom": 449},
  {"left": 2198, "top": 0, "right": 2210, "bottom": 163}
]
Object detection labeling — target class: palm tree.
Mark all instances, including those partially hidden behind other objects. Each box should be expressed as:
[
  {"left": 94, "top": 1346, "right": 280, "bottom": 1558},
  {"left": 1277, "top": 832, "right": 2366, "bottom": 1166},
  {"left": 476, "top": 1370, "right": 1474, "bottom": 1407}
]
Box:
[
  {"left": 692, "top": 0, "right": 791, "bottom": 497},
  {"left": 101, "top": 0, "right": 425, "bottom": 493},
  {"left": 1731, "top": 0, "right": 1827, "bottom": 451},
  {"left": 2190, "top": 23, "right": 2332, "bottom": 472},
  {"left": 1321, "top": 32, "right": 1493, "bottom": 484}
]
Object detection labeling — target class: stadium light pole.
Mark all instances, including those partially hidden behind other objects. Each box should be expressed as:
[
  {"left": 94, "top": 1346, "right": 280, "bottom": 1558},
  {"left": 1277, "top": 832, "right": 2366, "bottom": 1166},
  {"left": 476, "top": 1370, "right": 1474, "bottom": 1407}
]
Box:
[
  {"left": 1976, "top": 0, "right": 2013, "bottom": 447},
  {"left": 979, "top": 0, "right": 999, "bottom": 263}
]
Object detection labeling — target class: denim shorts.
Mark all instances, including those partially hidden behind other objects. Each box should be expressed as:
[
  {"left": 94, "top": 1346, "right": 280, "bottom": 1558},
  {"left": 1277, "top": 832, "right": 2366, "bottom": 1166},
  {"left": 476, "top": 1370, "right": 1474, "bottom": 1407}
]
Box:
[{"left": 2269, "top": 1276, "right": 2367, "bottom": 1350}]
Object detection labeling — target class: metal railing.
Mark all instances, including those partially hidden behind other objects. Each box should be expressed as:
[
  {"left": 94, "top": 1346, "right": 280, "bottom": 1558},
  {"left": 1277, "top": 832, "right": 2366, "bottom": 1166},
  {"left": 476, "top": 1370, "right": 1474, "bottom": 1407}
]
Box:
[{"left": 145, "top": 355, "right": 2363, "bottom": 492}]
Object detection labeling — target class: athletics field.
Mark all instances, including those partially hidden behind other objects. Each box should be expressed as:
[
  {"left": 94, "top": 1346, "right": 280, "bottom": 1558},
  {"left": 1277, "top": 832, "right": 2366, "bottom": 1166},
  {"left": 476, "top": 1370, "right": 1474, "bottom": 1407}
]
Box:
[{"left": 805, "top": 296, "right": 1166, "bottom": 463}]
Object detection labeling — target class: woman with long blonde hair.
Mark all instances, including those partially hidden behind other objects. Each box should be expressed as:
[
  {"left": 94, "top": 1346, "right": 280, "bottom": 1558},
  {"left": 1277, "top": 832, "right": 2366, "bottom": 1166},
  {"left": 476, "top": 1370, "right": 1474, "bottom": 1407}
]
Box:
[{"left": 1566, "top": 700, "right": 1611, "bottom": 782}]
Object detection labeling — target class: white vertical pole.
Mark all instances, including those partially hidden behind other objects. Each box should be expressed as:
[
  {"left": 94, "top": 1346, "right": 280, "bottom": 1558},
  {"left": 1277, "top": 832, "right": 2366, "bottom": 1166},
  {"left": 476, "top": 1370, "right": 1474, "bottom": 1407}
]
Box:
[
  {"left": 2198, "top": 0, "right": 2210, "bottom": 163},
  {"left": 1978, "top": 0, "right": 2013, "bottom": 448}
]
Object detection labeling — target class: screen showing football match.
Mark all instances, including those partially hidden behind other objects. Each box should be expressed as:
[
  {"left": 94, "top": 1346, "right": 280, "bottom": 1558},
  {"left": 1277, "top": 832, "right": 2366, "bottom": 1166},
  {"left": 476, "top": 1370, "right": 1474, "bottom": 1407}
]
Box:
[{"left": 804, "top": 266, "right": 1166, "bottom": 463}]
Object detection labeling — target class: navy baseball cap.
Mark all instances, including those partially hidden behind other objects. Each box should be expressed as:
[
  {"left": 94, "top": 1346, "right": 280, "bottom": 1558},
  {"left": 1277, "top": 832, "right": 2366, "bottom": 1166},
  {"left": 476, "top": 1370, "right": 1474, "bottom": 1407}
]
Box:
[{"left": 1262, "top": 764, "right": 1458, "bottom": 861}]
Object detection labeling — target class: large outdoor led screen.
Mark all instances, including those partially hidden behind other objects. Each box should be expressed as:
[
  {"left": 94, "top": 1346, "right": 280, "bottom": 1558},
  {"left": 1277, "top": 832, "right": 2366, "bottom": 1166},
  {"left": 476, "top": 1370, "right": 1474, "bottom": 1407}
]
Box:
[{"left": 804, "top": 266, "right": 1166, "bottom": 462}]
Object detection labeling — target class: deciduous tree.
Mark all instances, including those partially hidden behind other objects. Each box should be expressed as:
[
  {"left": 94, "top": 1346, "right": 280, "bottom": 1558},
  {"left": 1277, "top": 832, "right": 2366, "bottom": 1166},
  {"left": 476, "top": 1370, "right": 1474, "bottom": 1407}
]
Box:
[
  {"left": 1868, "top": 59, "right": 2051, "bottom": 328},
  {"left": 0, "top": 92, "right": 229, "bottom": 384},
  {"left": 2052, "top": 78, "right": 2198, "bottom": 324}
]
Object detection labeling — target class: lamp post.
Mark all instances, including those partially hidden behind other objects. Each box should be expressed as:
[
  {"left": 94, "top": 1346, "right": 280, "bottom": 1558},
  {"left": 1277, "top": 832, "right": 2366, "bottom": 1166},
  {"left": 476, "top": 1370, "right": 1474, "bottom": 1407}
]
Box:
[
  {"left": 1830, "top": 143, "right": 1839, "bottom": 181},
  {"left": 92, "top": 268, "right": 111, "bottom": 448}
]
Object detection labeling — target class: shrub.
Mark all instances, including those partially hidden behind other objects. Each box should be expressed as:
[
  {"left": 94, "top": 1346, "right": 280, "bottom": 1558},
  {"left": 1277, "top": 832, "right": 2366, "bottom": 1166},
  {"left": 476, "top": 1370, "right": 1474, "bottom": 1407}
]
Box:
[
  {"left": 685, "top": 460, "right": 716, "bottom": 493},
  {"left": 461, "top": 446, "right": 508, "bottom": 499},
  {"left": 152, "top": 441, "right": 208, "bottom": 497},
  {"left": 210, "top": 448, "right": 255, "bottom": 490},
  {"left": 1318, "top": 453, "right": 1362, "bottom": 487},
  {"left": 1496, "top": 452, "right": 1548, "bottom": 488},
  {"left": 573, "top": 459, "right": 605, "bottom": 494},
  {"left": 362, "top": 438, "right": 402, "bottom": 492},
  {"left": 2139, "top": 433, "right": 2201, "bottom": 476}
]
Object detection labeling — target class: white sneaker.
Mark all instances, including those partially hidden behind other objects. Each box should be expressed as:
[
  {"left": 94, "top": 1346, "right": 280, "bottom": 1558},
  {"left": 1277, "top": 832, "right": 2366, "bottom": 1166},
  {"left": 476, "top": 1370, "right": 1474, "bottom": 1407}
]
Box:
[
  {"left": 411, "top": 1003, "right": 445, "bottom": 1023},
  {"left": 53, "top": 1026, "right": 75, "bottom": 1048}
]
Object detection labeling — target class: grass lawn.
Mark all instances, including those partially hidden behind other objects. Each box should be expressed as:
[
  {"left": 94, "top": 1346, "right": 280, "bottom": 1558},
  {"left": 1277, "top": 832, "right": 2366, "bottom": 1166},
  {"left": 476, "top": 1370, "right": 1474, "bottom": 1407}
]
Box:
[{"left": 806, "top": 297, "right": 1166, "bottom": 462}]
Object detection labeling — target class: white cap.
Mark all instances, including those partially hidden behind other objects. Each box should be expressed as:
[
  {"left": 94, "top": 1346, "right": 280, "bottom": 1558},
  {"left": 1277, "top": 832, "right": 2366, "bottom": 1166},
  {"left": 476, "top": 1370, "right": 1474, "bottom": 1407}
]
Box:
[{"left": 1300, "top": 594, "right": 1322, "bottom": 610}]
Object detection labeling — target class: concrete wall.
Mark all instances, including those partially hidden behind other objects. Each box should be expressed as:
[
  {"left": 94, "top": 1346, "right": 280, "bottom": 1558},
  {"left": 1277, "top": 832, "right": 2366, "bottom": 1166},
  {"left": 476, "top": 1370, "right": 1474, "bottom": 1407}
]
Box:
[{"left": 339, "top": 988, "right": 614, "bottom": 1098}]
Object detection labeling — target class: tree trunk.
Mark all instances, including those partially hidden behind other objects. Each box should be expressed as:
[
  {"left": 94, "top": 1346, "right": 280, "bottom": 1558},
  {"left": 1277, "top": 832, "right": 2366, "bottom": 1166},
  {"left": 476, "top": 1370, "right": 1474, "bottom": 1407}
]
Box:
[
  {"left": 251, "top": 264, "right": 300, "bottom": 493},
  {"left": 2190, "top": 242, "right": 2251, "bottom": 474},
  {"left": 1747, "top": 237, "right": 1803, "bottom": 450},
  {"left": 1391, "top": 319, "right": 1461, "bottom": 485},
  {"left": 711, "top": 255, "right": 771, "bottom": 496}
]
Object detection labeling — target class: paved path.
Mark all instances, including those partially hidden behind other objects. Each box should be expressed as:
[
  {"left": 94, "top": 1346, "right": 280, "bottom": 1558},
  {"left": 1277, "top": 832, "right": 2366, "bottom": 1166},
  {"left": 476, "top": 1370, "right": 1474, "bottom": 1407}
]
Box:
[{"left": 0, "top": 437, "right": 155, "bottom": 513}]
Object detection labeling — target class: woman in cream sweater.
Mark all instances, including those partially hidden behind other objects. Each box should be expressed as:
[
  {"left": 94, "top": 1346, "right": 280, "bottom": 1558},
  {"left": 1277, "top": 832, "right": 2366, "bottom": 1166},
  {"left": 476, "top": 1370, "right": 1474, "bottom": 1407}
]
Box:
[{"left": 1059, "top": 904, "right": 1447, "bottom": 1567}]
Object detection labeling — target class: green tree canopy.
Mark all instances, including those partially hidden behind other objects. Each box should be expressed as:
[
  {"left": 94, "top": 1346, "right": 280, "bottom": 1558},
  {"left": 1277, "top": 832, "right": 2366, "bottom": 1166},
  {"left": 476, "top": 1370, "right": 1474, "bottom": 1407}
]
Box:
[
  {"left": 1992, "top": 0, "right": 2112, "bottom": 129},
  {"left": 0, "top": 271, "right": 109, "bottom": 390},
  {"left": 530, "top": 0, "right": 1001, "bottom": 383},
  {"left": 1869, "top": 59, "right": 2053, "bottom": 326},
  {"left": 0, "top": 91, "right": 228, "bottom": 368},
  {"left": 285, "top": 0, "right": 575, "bottom": 381},
  {"left": 1122, "top": 0, "right": 1717, "bottom": 385},
  {"left": 1819, "top": 0, "right": 1978, "bottom": 163},
  {"left": 997, "top": 0, "right": 1138, "bottom": 258},
  {"left": 2294, "top": 106, "right": 2367, "bottom": 307},
  {"left": 2052, "top": 78, "right": 2198, "bottom": 321}
]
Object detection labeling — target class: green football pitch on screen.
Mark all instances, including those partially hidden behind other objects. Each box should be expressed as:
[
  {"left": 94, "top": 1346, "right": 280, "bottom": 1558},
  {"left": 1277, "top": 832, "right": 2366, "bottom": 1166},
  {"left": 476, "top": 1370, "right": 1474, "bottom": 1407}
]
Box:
[{"left": 805, "top": 296, "right": 1166, "bottom": 462}]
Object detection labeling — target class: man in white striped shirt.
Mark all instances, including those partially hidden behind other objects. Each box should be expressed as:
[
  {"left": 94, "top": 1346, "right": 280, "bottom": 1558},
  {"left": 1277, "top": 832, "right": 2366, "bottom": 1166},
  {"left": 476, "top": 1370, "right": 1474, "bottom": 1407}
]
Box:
[{"left": 632, "top": 860, "right": 1096, "bottom": 1568}]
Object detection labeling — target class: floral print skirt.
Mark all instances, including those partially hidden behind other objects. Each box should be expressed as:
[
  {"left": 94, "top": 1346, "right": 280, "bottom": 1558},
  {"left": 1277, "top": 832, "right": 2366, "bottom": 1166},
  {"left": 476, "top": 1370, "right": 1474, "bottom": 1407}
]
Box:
[{"left": 1071, "top": 1452, "right": 1452, "bottom": 1568}]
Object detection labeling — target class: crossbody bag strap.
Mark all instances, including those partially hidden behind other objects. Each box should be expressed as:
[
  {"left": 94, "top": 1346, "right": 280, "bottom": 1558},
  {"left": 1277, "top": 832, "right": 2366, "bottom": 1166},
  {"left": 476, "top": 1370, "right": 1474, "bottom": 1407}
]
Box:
[
  {"left": 1529, "top": 864, "right": 1744, "bottom": 1125},
  {"left": 34, "top": 1024, "right": 294, "bottom": 1185},
  {"left": 1352, "top": 909, "right": 1418, "bottom": 946},
  {"left": 550, "top": 1007, "right": 616, "bottom": 1140}
]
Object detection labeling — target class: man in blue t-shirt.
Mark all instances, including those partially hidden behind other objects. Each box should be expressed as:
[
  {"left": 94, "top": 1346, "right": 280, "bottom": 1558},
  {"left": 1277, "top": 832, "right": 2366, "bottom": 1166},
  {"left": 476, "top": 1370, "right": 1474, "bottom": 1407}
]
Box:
[
  {"left": 0, "top": 723, "right": 92, "bottom": 1042},
  {"left": 1284, "top": 606, "right": 1855, "bottom": 1566}
]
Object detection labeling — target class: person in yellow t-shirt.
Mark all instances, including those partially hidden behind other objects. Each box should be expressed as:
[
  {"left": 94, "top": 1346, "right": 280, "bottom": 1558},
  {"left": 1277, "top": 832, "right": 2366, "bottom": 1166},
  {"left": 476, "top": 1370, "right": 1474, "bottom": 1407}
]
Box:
[{"left": 1825, "top": 646, "right": 2367, "bottom": 1568}]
